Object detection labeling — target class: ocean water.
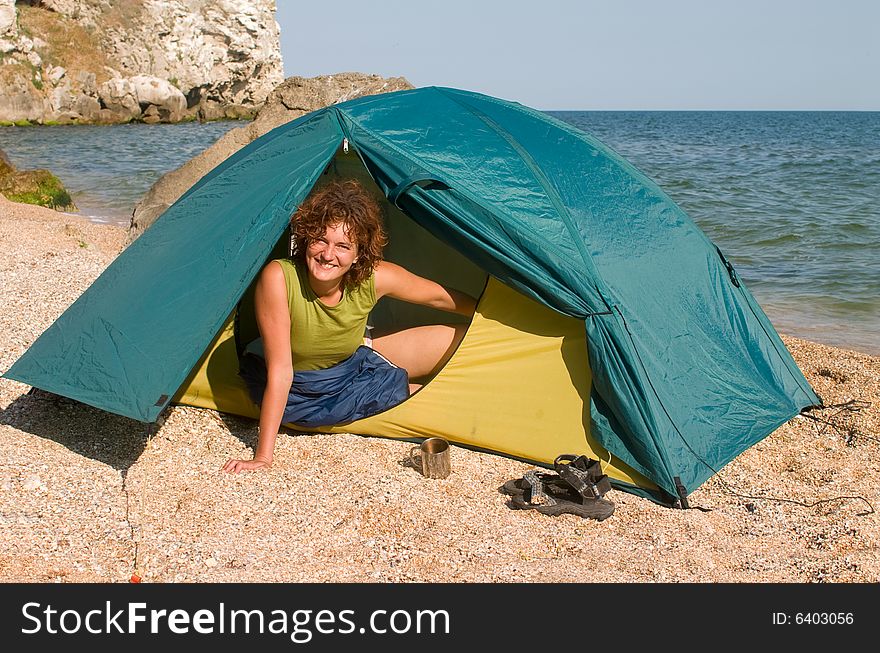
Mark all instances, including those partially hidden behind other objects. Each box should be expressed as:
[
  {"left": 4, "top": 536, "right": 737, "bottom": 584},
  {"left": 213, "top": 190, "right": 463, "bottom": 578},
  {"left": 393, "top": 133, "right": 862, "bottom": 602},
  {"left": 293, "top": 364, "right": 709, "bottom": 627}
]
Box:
[
  {"left": 549, "top": 112, "right": 879, "bottom": 356},
  {"left": 0, "top": 112, "right": 877, "bottom": 355},
  {"left": 0, "top": 121, "right": 241, "bottom": 224}
]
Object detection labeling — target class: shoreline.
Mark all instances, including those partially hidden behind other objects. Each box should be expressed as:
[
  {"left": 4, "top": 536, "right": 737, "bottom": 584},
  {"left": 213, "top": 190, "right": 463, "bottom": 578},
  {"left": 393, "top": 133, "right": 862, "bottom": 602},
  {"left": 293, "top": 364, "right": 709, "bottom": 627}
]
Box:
[
  {"left": 62, "top": 210, "right": 130, "bottom": 229},
  {"left": 2, "top": 195, "right": 879, "bottom": 583}
]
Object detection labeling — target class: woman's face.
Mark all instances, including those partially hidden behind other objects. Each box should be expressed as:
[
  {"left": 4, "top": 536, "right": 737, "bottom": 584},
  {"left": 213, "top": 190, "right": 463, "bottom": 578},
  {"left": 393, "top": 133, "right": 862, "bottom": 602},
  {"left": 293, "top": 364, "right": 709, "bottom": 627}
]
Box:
[{"left": 305, "top": 222, "right": 359, "bottom": 285}]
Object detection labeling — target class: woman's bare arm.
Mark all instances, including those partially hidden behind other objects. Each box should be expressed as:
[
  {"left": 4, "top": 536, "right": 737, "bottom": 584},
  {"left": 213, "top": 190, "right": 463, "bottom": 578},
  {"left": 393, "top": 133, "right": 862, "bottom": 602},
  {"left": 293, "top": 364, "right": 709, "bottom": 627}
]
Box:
[
  {"left": 374, "top": 261, "right": 477, "bottom": 316},
  {"left": 222, "top": 261, "right": 292, "bottom": 473}
]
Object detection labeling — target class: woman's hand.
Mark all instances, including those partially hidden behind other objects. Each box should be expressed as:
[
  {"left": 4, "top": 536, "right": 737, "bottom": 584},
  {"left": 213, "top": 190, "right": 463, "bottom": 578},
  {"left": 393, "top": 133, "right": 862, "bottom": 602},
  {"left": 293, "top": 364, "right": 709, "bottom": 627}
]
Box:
[
  {"left": 223, "top": 261, "right": 290, "bottom": 477},
  {"left": 222, "top": 457, "right": 272, "bottom": 474}
]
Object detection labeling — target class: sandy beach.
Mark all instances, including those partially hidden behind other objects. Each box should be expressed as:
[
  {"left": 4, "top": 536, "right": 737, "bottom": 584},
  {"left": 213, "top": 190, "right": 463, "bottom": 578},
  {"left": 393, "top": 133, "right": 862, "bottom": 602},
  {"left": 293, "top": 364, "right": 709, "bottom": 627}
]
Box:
[{"left": 1, "top": 194, "right": 878, "bottom": 583}]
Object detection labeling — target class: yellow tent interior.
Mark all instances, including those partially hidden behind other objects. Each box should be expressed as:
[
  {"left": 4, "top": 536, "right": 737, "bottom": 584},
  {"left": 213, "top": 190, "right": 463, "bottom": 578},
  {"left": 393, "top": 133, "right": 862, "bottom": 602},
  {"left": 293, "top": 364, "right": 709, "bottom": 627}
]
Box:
[{"left": 172, "top": 147, "right": 656, "bottom": 492}]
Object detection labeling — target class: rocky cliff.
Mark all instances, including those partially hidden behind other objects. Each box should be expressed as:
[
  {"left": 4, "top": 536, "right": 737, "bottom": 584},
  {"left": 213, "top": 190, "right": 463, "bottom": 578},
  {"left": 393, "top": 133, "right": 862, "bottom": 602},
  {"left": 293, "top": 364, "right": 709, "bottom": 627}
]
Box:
[
  {"left": 0, "top": 0, "right": 283, "bottom": 124},
  {"left": 129, "top": 73, "right": 414, "bottom": 240}
]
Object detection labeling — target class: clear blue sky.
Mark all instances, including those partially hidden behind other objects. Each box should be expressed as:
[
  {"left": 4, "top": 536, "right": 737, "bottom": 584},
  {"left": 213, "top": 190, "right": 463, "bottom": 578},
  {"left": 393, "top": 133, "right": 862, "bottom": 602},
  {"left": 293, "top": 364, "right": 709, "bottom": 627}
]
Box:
[{"left": 275, "top": 0, "right": 879, "bottom": 111}]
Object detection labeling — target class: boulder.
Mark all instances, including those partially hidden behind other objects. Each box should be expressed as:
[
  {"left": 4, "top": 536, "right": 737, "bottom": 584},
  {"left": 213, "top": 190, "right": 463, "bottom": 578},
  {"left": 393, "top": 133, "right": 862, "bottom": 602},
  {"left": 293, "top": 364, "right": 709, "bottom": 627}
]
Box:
[
  {"left": 0, "top": 71, "right": 48, "bottom": 123},
  {"left": 130, "top": 75, "right": 187, "bottom": 122},
  {"left": 97, "top": 77, "right": 141, "bottom": 121},
  {"left": 76, "top": 71, "right": 97, "bottom": 97},
  {"left": 72, "top": 93, "right": 102, "bottom": 123},
  {"left": 96, "top": 75, "right": 188, "bottom": 123},
  {"left": 141, "top": 105, "right": 160, "bottom": 124},
  {"left": 128, "top": 73, "right": 414, "bottom": 240},
  {"left": 0, "top": 147, "right": 76, "bottom": 211},
  {"left": 0, "top": 0, "right": 15, "bottom": 38}
]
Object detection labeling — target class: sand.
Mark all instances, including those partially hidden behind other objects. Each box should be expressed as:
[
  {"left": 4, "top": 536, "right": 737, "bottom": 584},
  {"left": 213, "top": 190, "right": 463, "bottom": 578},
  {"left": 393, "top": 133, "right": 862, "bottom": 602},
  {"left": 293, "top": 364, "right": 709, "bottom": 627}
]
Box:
[{"left": 1, "top": 194, "right": 878, "bottom": 583}]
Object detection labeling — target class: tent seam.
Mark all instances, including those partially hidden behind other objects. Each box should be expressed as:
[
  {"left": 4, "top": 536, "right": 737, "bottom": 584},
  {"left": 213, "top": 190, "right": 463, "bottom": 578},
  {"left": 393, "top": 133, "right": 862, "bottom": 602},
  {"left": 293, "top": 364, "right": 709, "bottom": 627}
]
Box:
[
  {"left": 436, "top": 89, "right": 601, "bottom": 285},
  {"left": 336, "top": 101, "right": 590, "bottom": 295},
  {"left": 733, "top": 282, "right": 821, "bottom": 404},
  {"left": 612, "top": 307, "right": 698, "bottom": 492},
  {"left": 334, "top": 106, "right": 507, "bottom": 216},
  {"left": 177, "top": 109, "right": 333, "bottom": 207}
]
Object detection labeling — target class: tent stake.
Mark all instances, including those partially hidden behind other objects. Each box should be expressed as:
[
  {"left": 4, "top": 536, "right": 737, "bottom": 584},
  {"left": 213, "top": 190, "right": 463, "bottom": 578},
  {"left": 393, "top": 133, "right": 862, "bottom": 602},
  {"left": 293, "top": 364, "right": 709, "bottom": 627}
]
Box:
[{"left": 674, "top": 476, "right": 690, "bottom": 509}]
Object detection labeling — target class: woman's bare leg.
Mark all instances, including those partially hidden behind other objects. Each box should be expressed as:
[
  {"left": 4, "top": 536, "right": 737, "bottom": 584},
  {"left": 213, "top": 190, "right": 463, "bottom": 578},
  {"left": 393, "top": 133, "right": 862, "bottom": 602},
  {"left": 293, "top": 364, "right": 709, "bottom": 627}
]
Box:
[{"left": 371, "top": 324, "right": 467, "bottom": 383}]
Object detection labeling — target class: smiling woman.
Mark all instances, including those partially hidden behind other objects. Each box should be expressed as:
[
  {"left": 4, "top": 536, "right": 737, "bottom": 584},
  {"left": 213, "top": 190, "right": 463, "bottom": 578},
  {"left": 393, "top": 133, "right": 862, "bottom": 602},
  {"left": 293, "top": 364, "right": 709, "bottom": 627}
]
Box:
[{"left": 223, "top": 179, "right": 477, "bottom": 473}]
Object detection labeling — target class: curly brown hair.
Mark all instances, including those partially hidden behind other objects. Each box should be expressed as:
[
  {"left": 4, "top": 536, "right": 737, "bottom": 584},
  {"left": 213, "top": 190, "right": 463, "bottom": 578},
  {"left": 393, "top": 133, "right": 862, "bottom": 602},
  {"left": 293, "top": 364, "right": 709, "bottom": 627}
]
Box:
[{"left": 291, "top": 179, "right": 388, "bottom": 288}]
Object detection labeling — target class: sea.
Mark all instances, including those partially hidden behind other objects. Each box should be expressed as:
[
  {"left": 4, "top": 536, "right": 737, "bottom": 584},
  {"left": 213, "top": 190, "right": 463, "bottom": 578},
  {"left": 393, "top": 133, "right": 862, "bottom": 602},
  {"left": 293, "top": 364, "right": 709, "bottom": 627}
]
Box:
[{"left": 1, "top": 112, "right": 877, "bottom": 356}]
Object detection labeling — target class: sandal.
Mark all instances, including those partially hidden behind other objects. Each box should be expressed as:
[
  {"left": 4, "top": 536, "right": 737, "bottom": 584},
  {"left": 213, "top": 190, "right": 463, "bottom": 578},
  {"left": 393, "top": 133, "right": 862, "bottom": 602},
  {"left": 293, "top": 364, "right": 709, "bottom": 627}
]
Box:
[
  {"left": 508, "top": 493, "right": 616, "bottom": 521},
  {"left": 500, "top": 474, "right": 574, "bottom": 500},
  {"left": 500, "top": 458, "right": 616, "bottom": 521},
  {"left": 553, "top": 454, "right": 613, "bottom": 499}
]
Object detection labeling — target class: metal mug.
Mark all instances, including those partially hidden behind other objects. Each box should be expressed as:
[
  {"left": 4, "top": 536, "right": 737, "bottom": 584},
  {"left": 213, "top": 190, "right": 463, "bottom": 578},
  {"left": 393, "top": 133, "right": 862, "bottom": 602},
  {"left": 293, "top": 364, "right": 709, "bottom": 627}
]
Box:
[{"left": 409, "top": 437, "right": 451, "bottom": 479}]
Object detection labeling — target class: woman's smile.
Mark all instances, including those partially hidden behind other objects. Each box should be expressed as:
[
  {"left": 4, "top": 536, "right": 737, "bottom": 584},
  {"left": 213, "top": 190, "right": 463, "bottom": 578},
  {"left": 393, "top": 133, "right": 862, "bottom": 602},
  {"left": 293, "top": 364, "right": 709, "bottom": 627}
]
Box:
[{"left": 306, "top": 223, "right": 358, "bottom": 288}]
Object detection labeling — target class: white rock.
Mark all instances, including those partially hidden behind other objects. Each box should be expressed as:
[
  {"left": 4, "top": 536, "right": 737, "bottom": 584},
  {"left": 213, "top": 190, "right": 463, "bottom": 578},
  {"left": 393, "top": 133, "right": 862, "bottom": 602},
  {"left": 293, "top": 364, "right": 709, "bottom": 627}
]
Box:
[
  {"left": 47, "top": 66, "right": 66, "bottom": 84},
  {"left": 130, "top": 75, "right": 185, "bottom": 111},
  {"left": 97, "top": 77, "right": 140, "bottom": 116},
  {"left": 99, "top": 77, "right": 134, "bottom": 101},
  {"left": 0, "top": 0, "right": 15, "bottom": 38}
]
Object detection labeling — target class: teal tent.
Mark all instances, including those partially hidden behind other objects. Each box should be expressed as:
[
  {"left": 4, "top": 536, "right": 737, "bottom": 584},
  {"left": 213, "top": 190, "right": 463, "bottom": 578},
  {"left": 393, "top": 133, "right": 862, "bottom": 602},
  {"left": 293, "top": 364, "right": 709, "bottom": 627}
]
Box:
[{"left": 4, "top": 87, "right": 820, "bottom": 506}]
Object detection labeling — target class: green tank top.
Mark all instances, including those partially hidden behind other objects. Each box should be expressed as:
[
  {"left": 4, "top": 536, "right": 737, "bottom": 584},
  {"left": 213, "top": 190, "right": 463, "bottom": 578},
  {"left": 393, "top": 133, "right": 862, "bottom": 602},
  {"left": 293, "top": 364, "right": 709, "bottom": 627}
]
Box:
[{"left": 275, "top": 258, "right": 376, "bottom": 371}]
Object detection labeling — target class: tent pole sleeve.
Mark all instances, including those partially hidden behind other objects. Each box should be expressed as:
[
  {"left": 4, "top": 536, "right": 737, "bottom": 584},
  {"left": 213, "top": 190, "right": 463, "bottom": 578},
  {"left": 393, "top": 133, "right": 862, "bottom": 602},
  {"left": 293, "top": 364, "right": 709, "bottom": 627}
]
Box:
[{"left": 388, "top": 174, "right": 450, "bottom": 208}]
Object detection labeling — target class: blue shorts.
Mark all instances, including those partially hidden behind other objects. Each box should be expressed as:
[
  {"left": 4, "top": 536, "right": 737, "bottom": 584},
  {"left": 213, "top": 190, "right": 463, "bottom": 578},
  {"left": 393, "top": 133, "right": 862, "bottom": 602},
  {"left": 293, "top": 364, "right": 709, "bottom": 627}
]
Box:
[{"left": 238, "top": 345, "right": 409, "bottom": 427}]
